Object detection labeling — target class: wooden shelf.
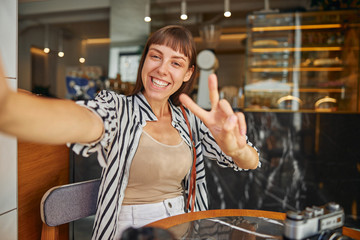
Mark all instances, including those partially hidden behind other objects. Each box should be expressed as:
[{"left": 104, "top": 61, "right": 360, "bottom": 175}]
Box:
[
  {"left": 250, "top": 67, "right": 343, "bottom": 72},
  {"left": 243, "top": 108, "right": 358, "bottom": 114},
  {"left": 252, "top": 24, "right": 342, "bottom": 32},
  {"left": 246, "top": 88, "right": 344, "bottom": 93},
  {"left": 251, "top": 46, "right": 342, "bottom": 53},
  {"left": 299, "top": 88, "right": 344, "bottom": 93}
]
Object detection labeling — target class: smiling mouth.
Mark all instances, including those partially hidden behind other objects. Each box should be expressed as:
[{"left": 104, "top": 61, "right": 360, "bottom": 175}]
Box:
[{"left": 151, "top": 77, "right": 170, "bottom": 88}]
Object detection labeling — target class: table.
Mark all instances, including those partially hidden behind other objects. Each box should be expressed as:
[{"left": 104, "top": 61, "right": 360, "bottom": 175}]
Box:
[{"left": 147, "top": 209, "right": 360, "bottom": 239}]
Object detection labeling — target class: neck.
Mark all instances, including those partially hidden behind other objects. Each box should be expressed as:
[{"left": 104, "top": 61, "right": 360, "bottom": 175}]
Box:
[
  {"left": 151, "top": 101, "right": 170, "bottom": 118},
  {"left": 143, "top": 95, "right": 170, "bottom": 118}
]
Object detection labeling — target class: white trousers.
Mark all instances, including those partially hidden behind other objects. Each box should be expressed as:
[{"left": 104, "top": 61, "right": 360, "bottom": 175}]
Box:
[{"left": 115, "top": 196, "right": 185, "bottom": 239}]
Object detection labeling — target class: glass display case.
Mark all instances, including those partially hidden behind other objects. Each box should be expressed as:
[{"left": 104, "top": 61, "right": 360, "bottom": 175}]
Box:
[{"left": 244, "top": 10, "right": 360, "bottom": 112}]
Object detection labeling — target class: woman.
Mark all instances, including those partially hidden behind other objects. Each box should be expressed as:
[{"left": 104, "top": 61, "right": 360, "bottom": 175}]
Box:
[{"left": 0, "top": 25, "right": 259, "bottom": 239}]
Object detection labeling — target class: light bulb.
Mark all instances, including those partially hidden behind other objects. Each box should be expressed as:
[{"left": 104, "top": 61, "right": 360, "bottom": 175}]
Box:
[
  {"left": 79, "top": 57, "right": 85, "bottom": 63},
  {"left": 44, "top": 47, "right": 50, "bottom": 53},
  {"left": 224, "top": 11, "right": 231, "bottom": 17},
  {"left": 180, "top": 0, "right": 187, "bottom": 20},
  {"left": 144, "top": 0, "right": 151, "bottom": 22},
  {"left": 224, "top": 0, "right": 231, "bottom": 18},
  {"left": 58, "top": 51, "right": 64, "bottom": 57}
]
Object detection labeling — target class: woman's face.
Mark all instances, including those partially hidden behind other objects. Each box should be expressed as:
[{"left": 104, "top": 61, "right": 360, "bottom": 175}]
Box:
[{"left": 141, "top": 44, "right": 193, "bottom": 104}]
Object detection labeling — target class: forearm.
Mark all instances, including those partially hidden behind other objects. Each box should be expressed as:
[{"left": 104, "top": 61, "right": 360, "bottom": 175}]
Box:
[
  {"left": 230, "top": 144, "right": 259, "bottom": 170},
  {"left": 0, "top": 90, "right": 103, "bottom": 145}
]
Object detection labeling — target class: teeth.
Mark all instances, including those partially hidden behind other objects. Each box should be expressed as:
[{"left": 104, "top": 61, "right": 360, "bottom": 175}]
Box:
[{"left": 152, "top": 78, "right": 169, "bottom": 87}]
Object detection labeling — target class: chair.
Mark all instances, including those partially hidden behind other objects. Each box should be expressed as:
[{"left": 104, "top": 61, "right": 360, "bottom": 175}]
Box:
[{"left": 40, "top": 179, "right": 101, "bottom": 240}]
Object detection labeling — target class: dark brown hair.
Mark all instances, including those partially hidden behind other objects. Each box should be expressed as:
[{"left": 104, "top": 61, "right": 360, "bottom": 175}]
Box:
[{"left": 129, "top": 25, "right": 197, "bottom": 106}]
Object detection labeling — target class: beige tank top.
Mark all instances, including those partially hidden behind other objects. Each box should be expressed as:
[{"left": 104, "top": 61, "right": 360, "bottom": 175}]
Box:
[{"left": 122, "top": 130, "right": 192, "bottom": 205}]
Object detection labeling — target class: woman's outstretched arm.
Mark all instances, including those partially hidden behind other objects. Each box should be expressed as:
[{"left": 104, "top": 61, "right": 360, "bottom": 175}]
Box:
[{"left": 0, "top": 57, "right": 103, "bottom": 145}]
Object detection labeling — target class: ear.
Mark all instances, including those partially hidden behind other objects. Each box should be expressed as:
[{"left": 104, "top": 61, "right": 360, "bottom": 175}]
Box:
[{"left": 183, "top": 65, "right": 194, "bottom": 83}]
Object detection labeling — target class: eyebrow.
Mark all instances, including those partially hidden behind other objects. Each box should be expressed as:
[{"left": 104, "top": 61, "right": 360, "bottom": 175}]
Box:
[{"left": 149, "top": 47, "right": 187, "bottom": 62}]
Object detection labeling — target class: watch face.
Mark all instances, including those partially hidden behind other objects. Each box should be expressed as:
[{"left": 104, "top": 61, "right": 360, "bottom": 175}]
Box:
[{"left": 119, "top": 53, "right": 141, "bottom": 83}]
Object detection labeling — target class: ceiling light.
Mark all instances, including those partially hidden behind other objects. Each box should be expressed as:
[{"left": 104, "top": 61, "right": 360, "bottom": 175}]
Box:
[
  {"left": 224, "top": 11, "right": 231, "bottom": 17},
  {"left": 58, "top": 30, "right": 64, "bottom": 58},
  {"left": 224, "top": 0, "right": 231, "bottom": 17},
  {"left": 144, "top": 0, "right": 151, "bottom": 22},
  {"left": 43, "top": 24, "right": 50, "bottom": 53},
  {"left": 79, "top": 39, "right": 86, "bottom": 64},
  {"left": 180, "top": 0, "right": 188, "bottom": 20}
]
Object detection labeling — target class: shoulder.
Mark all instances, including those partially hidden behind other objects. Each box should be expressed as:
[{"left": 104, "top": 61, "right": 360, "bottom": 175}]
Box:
[
  {"left": 95, "top": 90, "right": 127, "bottom": 102},
  {"left": 92, "top": 90, "right": 135, "bottom": 109}
]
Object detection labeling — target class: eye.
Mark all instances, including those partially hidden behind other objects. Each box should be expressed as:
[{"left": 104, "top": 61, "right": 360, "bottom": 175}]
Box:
[
  {"left": 172, "top": 61, "right": 181, "bottom": 67},
  {"left": 151, "top": 54, "right": 161, "bottom": 60}
]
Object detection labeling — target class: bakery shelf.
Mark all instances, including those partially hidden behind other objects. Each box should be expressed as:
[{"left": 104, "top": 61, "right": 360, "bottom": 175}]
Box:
[
  {"left": 251, "top": 47, "right": 342, "bottom": 53},
  {"left": 298, "top": 88, "right": 344, "bottom": 93},
  {"left": 250, "top": 67, "right": 343, "bottom": 72},
  {"left": 251, "top": 24, "right": 342, "bottom": 32},
  {"left": 246, "top": 88, "right": 344, "bottom": 93},
  {"left": 245, "top": 10, "right": 360, "bottom": 112}
]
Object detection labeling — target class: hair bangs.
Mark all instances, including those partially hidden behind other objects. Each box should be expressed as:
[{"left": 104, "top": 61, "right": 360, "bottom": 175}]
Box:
[{"left": 152, "top": 29, "right": 193, "bottom": 60}]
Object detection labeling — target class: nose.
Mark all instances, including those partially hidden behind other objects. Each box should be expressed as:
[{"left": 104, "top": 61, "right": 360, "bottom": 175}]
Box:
[{"left": 157, "top": 61, "right": 169, "bottom": 76}]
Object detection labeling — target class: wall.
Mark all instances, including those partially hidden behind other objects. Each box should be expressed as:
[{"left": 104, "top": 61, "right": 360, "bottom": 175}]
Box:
[
  {"left": 0, "top": 0, "right": 18, "bottom": 239},
  {"left": 18, "top": 25, "right": 109, "bottom": 99}
]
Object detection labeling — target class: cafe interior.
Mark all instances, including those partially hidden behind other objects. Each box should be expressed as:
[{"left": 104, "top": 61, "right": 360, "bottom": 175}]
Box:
[{"left": 2, "top": 0, "right": 360, "bottom": 239}]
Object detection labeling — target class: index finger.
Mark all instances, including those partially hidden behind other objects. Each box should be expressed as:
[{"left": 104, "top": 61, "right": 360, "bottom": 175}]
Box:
[
  {"left": 208, "top": 73, "right": 219, "bottom": 108},
  {"left": 179, "top": 93, "right": 208, "bottom": 122}
]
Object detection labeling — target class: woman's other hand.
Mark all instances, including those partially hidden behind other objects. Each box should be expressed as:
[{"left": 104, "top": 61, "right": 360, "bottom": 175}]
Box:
[{"left": 179, "top": 73, "right": 258, "bottom": 169}]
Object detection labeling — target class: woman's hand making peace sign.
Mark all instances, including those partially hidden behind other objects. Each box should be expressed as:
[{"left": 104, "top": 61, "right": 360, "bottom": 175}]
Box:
[{"left": 179, "top": 73, "right": 259, "bottom": 169}]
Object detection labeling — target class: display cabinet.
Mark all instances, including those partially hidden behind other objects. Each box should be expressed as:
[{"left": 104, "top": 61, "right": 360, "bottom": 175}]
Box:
[{"left": 244, "top": 10, "right": 360, "bottom": 112}]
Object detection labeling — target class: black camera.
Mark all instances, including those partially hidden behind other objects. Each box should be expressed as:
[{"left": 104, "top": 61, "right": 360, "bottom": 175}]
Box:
[{"left": 283, "top": 202, "right": 349, "bottom": 240}]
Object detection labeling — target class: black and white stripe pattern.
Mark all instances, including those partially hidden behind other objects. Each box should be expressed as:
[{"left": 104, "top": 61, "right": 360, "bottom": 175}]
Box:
[{"left": 69, "top": 90, "right": 260, "bottom": 239}]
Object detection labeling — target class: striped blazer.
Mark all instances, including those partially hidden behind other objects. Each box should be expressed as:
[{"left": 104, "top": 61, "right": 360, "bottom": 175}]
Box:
[{"left": 70, "top": 90, "right": 260, "bottom": 239}]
